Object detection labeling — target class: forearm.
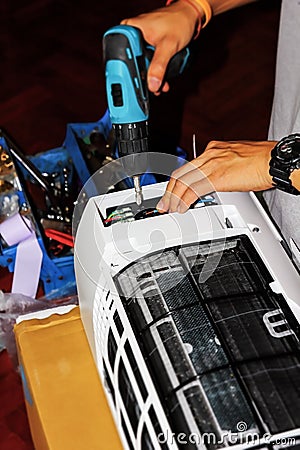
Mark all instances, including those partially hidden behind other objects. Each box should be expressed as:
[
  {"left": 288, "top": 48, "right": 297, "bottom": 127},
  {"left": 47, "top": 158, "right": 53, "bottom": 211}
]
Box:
[
  {"left": 290, "top": 170, "right": 300, "bottom": 191},
  {"left": 208, "top": 0, "right": 258, "bottom": 15},
  {"left": 121, "top": 0, "right": 259, "bottom": 93}
]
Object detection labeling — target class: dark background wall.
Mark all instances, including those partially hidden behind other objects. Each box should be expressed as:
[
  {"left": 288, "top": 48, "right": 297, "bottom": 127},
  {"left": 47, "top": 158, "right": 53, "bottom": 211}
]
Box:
[{"left": 1, "top": 0, "right": 281, "bottom": 158}]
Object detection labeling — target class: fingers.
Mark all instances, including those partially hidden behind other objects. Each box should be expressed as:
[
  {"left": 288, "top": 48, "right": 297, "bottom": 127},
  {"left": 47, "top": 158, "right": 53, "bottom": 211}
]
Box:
[
  {"left": 157, "top": 165, "right": 214, "bottom": 213},
  {"left": 147, "top": 39, "right": 178, "bottom": 93},
  {"left": 154, "top": 81, "right": 170, "bottom": 96},
  {"left": 156, "top": 176, "right": 176, "bottom": 211},
  {"left": 171, "top": 168, "right": 212, "bottom": 212},
  {"left": 120, "top": 17, "right": 177, "bottom": 93},
  {"left": 179, "top": 177, "right": 214, "bottom": 212},
  {"left": 156, "top": 160, "right": 199, "bottom": 211},
  {"left": 156, "top": 152, "right": 219, "bottom": 214},
  {"left": 157, "top": 173, "right": 214, "bottom": 214}
]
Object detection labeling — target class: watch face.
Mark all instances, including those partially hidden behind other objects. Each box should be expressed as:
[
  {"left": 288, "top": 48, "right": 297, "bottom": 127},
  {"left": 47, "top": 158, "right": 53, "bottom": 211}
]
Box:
[
  {"left": 277, "top": 136, "right": 300, "bottom": 167},
  {"left": 270, "top": 134, "right": 300, "bottom": 195}
]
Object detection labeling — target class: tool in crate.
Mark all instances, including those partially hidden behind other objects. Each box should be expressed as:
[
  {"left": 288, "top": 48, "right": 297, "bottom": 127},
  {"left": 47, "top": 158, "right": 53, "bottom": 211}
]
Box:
[{"left": 0, "top": 128, "right": 76, "bottom": 299}]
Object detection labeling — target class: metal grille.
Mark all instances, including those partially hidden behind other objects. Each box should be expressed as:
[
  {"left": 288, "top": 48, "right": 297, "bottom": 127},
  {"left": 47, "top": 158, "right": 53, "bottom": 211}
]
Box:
[{"left": 114, "top": 235, "right": 300, "bottom": 448}]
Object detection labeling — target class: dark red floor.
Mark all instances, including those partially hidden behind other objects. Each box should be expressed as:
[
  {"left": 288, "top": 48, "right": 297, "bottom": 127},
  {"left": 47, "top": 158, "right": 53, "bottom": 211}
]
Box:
[
  {"left": 0, "top": 0, "right": 281, "bottom": 448},
  {"left": 0, "top": 351, "right": 34, "bottom": 450}
]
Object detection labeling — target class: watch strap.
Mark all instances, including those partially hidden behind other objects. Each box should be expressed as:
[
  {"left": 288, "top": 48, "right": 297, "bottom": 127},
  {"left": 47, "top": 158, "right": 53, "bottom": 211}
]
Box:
[{"left": 269, "top": 134, "right": 300, "bottom": 195}]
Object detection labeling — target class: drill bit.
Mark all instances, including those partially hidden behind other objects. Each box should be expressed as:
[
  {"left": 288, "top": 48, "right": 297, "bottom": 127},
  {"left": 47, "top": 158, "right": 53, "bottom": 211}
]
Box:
[{"left": 133, "top": 175, "right": 143, "bottom": 206}]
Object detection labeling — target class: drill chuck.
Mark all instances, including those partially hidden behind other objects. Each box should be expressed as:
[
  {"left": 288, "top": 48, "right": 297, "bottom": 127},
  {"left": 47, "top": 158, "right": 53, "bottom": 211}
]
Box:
[{"left": 113, "top": 121, "right": 149, "bottom": 157}]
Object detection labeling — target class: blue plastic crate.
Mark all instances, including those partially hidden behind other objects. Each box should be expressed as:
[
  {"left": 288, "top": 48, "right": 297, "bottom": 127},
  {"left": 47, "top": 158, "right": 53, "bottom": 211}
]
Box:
[{"left": 0, "top": 110, "right": 186, "bottom": 298}]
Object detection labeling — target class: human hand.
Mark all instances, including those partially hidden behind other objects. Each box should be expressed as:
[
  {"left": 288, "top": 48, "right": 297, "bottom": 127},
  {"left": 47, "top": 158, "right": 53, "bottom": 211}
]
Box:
[
  {"left": 156, "top": 140, "right": 276, "bottom": 213},
  {"left": 121, "top": 1, "right": 200, "bottom": 94}
]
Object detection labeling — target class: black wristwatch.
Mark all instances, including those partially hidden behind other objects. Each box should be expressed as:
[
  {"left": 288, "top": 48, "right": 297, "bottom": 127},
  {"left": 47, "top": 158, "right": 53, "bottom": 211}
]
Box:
[{"left": 269, "top": 133, "right": 300, "bottom": 195}]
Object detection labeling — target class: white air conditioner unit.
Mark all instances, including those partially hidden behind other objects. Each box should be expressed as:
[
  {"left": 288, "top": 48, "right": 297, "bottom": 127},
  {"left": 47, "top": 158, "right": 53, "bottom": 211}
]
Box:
[{"left": 74, "top": 182, "right": 300, "bottom": 450}]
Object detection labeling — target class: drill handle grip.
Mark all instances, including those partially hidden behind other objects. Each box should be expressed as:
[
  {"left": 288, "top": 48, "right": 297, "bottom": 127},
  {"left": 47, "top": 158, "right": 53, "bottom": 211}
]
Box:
[{"left": 144, "top": 45, "right": 190, "bottom": 82}]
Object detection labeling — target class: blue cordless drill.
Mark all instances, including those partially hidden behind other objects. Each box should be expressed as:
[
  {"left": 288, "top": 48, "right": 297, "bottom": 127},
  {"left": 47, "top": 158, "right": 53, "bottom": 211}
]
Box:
[{"left": 103, "top": 25, "right": 190, "bottom": 205}]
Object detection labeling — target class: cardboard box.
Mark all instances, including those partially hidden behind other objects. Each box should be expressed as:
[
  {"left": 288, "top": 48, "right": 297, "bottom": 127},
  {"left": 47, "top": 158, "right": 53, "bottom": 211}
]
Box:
[{"left": 14, "top": 306, "right": 122, "bottom": 450}]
